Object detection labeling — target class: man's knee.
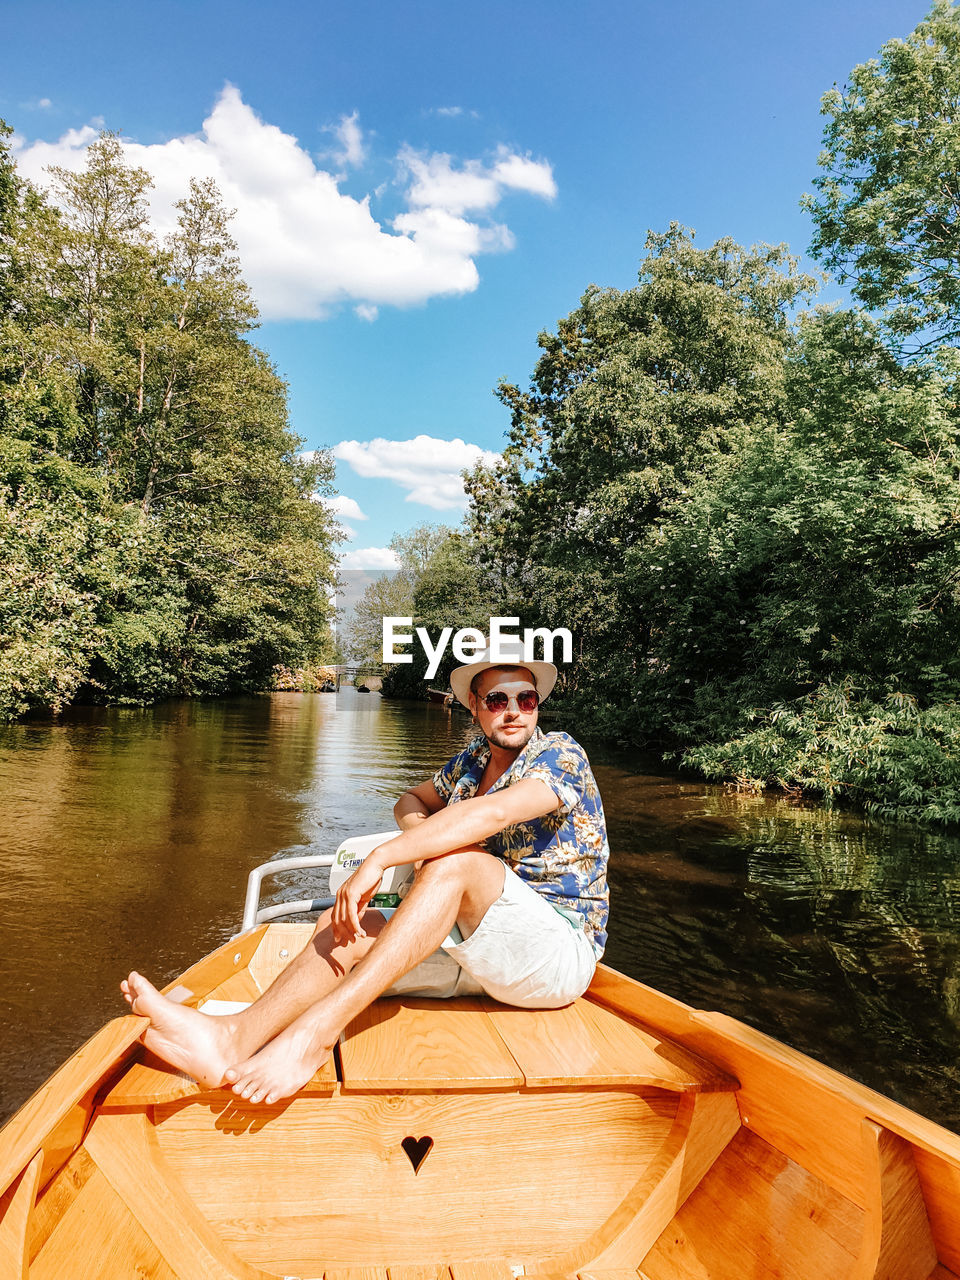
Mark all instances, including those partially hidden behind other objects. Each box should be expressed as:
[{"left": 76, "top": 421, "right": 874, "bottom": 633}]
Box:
[{"left": 414, "top": 848, "right": 496, "bottom": 886}]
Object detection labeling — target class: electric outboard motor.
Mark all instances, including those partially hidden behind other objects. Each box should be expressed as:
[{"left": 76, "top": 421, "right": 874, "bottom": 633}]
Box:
[{"left": 328, "top": 831, "right": 417, "bottom": 908}]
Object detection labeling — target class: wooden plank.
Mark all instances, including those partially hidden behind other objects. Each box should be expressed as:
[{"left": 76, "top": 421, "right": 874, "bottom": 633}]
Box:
[
  {"left": 912, "top": 1149, "right": 960, "bottom": 1275},
  {"left": 586, "top": 965, "right": 960, "bottom": 1220},
  {"left": 325, "top": 1270, "right": 389, "bottom": 1280},
  {"left": 0, "top": 1151, "right": 42, "bottom": 1279},
  {"left": 201, "top": 968, "right": 263, "bottom": 1006},
  {"left": 154, "top": 1089, "right": 674, "bottom": 1270},
  {"left": 639, "top": 1126, "right": 864, "bottom": 1280},
  {"left": 29, "top": 1145, "right": 96, "bottom": 1264},
  {"left": 162, "top": 926, "right": 268, "bottom": 1006},
  {"left": 30, "top": 1164, "right": 177, "bottom": 1280},
  {"left": 448, "top": 1264, "right": 515, "bottom": 1280},
  {"left": 852, "top": 1120, "right": 937, "bottom": 1280},
  {"left": 579, "top": 1272, "right": 642, "bottom": 1280},
  {"left": 387, "top": 1266, "right": 451, "bottom": 1280},
  {"left": 0, "top": 1016, "right": 145, "bottom": 1201},
  {"left": 33, "top": 1099, "right": 90, "bottom": 1195},
  {"left": 339, "top": 997, "right": 523, "bottom": 1091},
  {"left": 543, "top": 1092, "right": 740, "bottom": 1274},
  {"left": 483, "top": 997, "right": 736, "bottom": 1092},
  {"left": 84, "top": 1108, "right": 265, "bottom": 1278},
  {"left": 100, "top": 1051, "right": 201, "bottom": 1108},
  {"left": 101, "top": 1043, "right": 336, "bottom": 1108},
  {"left": 248, "top": 922, "right": 313, "bottom": 993}
]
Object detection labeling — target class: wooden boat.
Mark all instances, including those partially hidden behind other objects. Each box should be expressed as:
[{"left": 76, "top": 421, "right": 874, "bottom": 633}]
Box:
[{"left": 4, "top": 927, "right": 960, "bottom": 1276}]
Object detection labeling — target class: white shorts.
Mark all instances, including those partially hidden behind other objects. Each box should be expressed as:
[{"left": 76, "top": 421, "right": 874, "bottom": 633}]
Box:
[{"left": 381, "top": 864, "right": 597, "bottom": 1008}]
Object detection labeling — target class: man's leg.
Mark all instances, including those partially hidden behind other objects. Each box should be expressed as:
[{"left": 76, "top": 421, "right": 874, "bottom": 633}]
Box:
[
  {"left": 120, "top": 907, "right": 391, "bottom": 1088},
  {"left": 223, "top": 848, "right": 505, "bottom": 1104}
]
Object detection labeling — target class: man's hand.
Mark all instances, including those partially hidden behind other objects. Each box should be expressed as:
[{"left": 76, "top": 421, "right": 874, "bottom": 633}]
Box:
[{"left": 331, "top": 854, "right": 385, "bottom": 945}]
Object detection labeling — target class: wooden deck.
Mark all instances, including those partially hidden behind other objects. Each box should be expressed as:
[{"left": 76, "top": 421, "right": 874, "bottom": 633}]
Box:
[
  {"left": 338, "top": 993, "right": 737, "bottom": 1095},
  {"left": 4, "top": 923, "right": 960, "bottom": 1278}
]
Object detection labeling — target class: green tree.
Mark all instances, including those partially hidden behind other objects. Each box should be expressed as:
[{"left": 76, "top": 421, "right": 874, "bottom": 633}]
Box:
[
  {"left": 0, "top": 123, "right": 340, "bottom": 716},
  {"left": 805, "top": 0, "right": 960, "bottom": 348},
  {"left": 633, "top": 308, "right": 960, "bottom": 823},
  {"left": 353, "top": 524, "right": 485, "bottom": 698},
  {"left": 465, "top": 225, "right": 816, "bottom": 716},
  {"left": 349, "top": 523, "right": 457, "bottom": 667},
  {"left": 345, "top": 574, "right": 406, "bottom": 668}
]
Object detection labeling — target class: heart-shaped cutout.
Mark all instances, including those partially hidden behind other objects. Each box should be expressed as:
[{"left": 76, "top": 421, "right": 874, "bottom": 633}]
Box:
[{"left": 401, "top": 1134, "right": 434, "bottom": 1174}]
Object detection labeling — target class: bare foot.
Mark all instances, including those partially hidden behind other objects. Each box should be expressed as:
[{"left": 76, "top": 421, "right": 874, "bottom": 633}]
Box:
[
  {"left": 224, "top": 1011, "right": 336, "bottom": 1105},
  {"left": 121, "top": 971, "right": 235, "bottom": 1089}
]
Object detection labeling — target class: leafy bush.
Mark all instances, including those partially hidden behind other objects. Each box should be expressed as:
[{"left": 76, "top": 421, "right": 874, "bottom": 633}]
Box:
[{"left": 684, "top": 682, "right": 960, "bottom": 826}]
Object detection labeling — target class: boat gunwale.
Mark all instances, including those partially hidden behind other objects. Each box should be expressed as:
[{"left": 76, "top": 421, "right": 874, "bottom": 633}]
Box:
[{"left": 586, "top": 964, "right": 960, "bottom": 1179}]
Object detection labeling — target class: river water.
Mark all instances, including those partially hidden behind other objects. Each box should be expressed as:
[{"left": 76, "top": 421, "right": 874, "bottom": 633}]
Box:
[{"left": 2, "top": 688, "right": 960, "bottom": 1130}]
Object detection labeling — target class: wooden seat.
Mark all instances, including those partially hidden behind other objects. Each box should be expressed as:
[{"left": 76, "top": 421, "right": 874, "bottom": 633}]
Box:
[
  {"left": 338, "top": 994, "right": 737, "bottom": 1094},
  {"left": 338, "top": 997, "right": 524, "bottom": 1092},
  {"left": 485, "top": 997, "right": 737, "bottom": 1092}
]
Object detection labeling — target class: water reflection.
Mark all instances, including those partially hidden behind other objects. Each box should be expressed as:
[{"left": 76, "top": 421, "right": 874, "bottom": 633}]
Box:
[
  {"left": 0, "top": 691, "right": 474, "bottom": 1121},
  {"left": 598, "top": 772, "right": 960, "bottom": 1128},
  {"left": 2, "top": 691, "right": 960, "bottom": 1131}
]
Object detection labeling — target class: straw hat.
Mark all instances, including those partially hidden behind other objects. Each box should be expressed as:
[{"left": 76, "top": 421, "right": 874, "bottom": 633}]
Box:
[{"left": 449, "top": 641, "right": 557, "bottom": 710}]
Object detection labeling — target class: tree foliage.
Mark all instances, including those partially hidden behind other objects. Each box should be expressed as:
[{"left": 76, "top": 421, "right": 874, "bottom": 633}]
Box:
[
  {"left": 630, "top": 308, "right": 960, "bottom": 776},
  {"left": 362, "top": 524, "right": 485, "bottom": 699},
  {"left": 805, "top": 0, "right": 960, "bottom": 348},
  {"left": 0, "top": 125, "right": 339, "bottom": 718},
  {"left": 465, "top": 225, "right": 816, "bottom": 706},
  {"left": 463, "top": 221, "right": 960, "bottom": 823}
]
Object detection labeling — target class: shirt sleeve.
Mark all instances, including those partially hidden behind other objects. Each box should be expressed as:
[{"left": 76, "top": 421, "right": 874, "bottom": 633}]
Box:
[
  {"left": 432, "top": 742, "right": 473, "bottom": 801},
  {"left": 520, "top": 736, "right": 584, "bottom": 813}
]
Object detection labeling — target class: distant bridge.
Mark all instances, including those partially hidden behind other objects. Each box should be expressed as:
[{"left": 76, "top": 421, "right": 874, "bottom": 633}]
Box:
[{"left": 337, "top": 664, "right": 387, "bottom": 687}]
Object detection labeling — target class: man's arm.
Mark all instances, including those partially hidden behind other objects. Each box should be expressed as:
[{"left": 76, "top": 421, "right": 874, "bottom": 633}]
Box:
[
  {"left": 379, "top": 778, "right": 560, "bottom": 872},
  {"left": 394, "top": 781, "right": 445, "bottom": 831},
  {"left": 332, "top": 779, "right": 561, "bottom": 943}
]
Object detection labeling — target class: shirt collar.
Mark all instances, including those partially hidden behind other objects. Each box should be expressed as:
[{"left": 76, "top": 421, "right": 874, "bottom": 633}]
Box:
[{"left": 471, "top": 724, "right": 544, "bottom": 788}]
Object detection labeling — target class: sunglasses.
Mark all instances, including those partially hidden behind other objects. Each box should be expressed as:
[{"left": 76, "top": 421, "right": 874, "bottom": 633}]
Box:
[{"left": 480, "top": 689, "right": 540, "bottom": 714}]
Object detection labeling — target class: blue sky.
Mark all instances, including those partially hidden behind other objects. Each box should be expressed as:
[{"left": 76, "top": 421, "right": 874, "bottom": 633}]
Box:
[{"left": 4, "top": 0, "right": 930, "bottom": 567}]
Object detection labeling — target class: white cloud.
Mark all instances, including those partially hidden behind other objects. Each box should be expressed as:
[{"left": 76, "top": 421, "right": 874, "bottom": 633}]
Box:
[
  {"left": 400, "top": 146, "right": 556, "bottom": 215},
  {"left": 339, "top": 546, "right": 401, "bottom": 570},
  {"left": 333, "top": 434, "right": 500, "bottom": 510},
  {"left": 325, "top": 495, "right": 368, "bottom": 521},
  {"left": 430, "top": 106, "right": 480, "bottom": 120},
  {"left": 492, "top": 147, "right": 558, "bottom": 200},
  {"left": 354, "top": 303, "right": 379, "bottom": 322},
  {"left": 331, "top": 110, "right": 365, "bottom": 169},
  {"left": 11, "top": 86, "right": 556, "bottom": 322}
]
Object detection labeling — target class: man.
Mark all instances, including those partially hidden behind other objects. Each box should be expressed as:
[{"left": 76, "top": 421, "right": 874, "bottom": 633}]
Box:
[{"left": 121, "top": 645, "right": 609, "bottom": 1105}]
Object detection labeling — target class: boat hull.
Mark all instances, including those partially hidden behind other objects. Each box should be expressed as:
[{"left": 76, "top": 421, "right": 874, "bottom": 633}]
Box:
[{"left": 2, "top": 923, "right": 958, "bottom": 1278}]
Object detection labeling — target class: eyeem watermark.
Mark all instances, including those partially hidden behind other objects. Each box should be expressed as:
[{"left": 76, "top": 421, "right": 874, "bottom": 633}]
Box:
[{"left": 383, "top": 616, "right": 573, "bottom": 680}]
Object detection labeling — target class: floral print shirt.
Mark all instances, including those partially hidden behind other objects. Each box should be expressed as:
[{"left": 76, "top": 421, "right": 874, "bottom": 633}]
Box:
[{"left": 433, "top": 727, "right": 610, "bottom": 958}]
